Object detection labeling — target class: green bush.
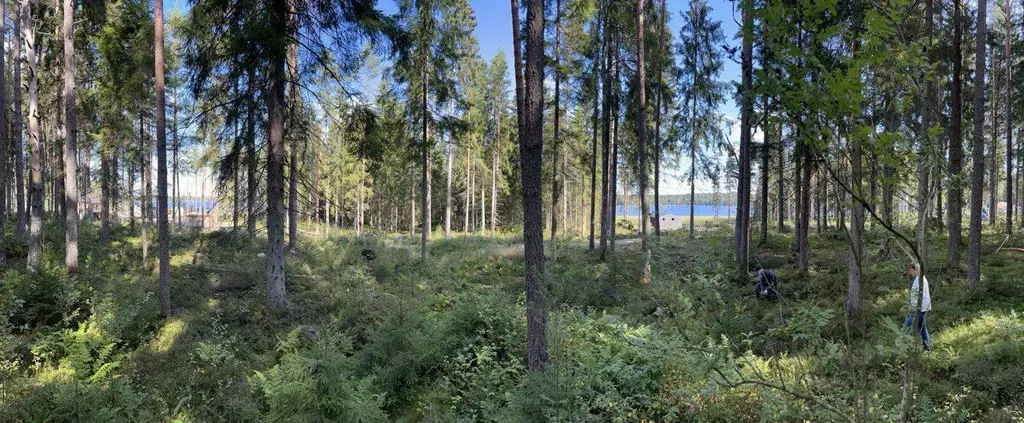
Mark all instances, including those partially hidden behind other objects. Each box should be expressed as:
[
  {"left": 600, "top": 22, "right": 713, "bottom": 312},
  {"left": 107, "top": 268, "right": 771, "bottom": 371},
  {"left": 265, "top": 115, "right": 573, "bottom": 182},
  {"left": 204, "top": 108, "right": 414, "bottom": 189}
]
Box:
[
  {"left": 357, "top": 297, "right": 444, "bottom": 410},
  {"left": 1, "top": 265, "right": 88, "bottom": 331},
  {"left": 0, "top": 377, "right": 156, "bottom": 423},
  {"left": 254, "top": 329, "right": 387, "bottom": 423}
]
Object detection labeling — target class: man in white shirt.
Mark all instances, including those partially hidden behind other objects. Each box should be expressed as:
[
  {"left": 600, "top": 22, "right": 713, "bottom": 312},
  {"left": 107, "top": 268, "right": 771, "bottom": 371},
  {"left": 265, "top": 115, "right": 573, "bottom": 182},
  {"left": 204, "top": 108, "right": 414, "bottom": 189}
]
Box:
[{"left": 903, "top": 261, "right": 932, "bottom": 351}]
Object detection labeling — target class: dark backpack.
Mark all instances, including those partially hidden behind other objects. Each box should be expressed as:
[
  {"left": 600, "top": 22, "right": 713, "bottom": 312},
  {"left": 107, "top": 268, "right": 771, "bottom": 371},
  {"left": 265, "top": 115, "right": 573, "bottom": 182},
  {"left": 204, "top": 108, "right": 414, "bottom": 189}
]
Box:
[{"left": 756, "top": 270, "right": 779, "bottom": 300}]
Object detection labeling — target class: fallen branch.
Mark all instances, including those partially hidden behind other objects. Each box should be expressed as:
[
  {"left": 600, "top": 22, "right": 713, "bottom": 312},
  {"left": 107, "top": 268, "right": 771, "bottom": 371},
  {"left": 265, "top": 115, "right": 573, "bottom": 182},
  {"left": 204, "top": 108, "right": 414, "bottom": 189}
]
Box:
[
  {"left": 995, "top": 235, "right": 1011, "bottom": 254},
  {"left": 712, "top": 367, "right": 855, "bottom": 423}
]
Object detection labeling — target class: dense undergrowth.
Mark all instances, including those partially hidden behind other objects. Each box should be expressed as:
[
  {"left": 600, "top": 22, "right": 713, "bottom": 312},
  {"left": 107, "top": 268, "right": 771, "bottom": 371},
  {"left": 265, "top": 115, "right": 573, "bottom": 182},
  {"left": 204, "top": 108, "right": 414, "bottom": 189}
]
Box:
[{"left": 0, "top": 219, "right": 1022, "bottom": 422}]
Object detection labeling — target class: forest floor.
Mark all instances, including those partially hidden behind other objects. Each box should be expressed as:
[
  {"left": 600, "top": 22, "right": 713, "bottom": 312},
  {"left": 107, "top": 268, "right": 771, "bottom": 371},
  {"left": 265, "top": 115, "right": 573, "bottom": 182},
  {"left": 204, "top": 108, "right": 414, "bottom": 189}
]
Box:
[{"left": 0, "top": 218, "right": 1022, "bottom": 422}]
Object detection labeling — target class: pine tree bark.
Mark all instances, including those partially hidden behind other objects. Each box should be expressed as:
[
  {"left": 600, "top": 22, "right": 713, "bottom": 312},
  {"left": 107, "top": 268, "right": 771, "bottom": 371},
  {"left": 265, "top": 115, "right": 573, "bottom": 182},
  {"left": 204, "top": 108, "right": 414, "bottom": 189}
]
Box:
[
  {"left": 636, "top": 0, "right": 651, "bottom": 282},
  {"left": 155, "top": 0, "right": 172, "bottom": 315},
  {"left": 491, "top": 115, "right": 499, "bottom": 236},
  {"left": 654, "top": 0, "right": 666, "bottom": 239},
  {"left": 589, "top": 5, "right": 600, "bottom": 250},
  {"left": 62, "top": 0, "right": 78, "bottom": 274},
  {"left": 264, "top": 0, "right": 289, "bottom": 313},
  {"left": 409, "top": 169, "right": 416, "bottom": 237},
  {"left": 246, "top": 102, "right": 257, "bottom": 235},
  {"left": 778, "top": 121, "right": 785, "bottom": 230},
  {"left": 24, "top": 0, "right": 42, "bottom": 272},
  {"left": 287, "top": 7, "right": 299, "bottom": 252},
  {"left": 516, "top": 0, "right": 549, "bottom": 371},
  {"left": 101, "top": 153, "right": 110, "bottom": 242},
  {"left": 848, "top": 135, "right": 864, "bottom": 318},
  {"left": 598, "top": 3, "right": 611, "bottom": 259},
  {"left": 550, "top": 0, "right": 561, "bottom": 242},
  {"left": 846, "top": 1, "right": 867, "bottom": 320},
  {"left": 759, "top": 97, "right": 769, "bottom": 246},
  {"left": 1005, "top": 0, "right": 1013, "bottom": 234},
  {"left": 464, "top": 145, "right": 470, "bottom": 232},
  {"left": 173, "top": 85, "right": 182, "bottom": 229},
  {"left": 0, "top": 0, "right": 8, "bottom": 269},
  {"left": 140, "top": 114, "right": 149, "bottom": 265},
  {"left": 420, "top": 44, "right": 430, "bottom": 258},
  {"left": 13, "top": 0, "right": 24, "bottom": 239},
  {"left": 799, "top": 148, "right": 811, "bottom": 271},
  {"left": 968, "top": 0, "right": 987, "bottom": 290},
  {"left": 609, "top": 37, "right": 620, "bottom": 253},
  {"left": 445, "top": 130, "right": 452, "bottom": 238},
  {"left": 915, "top": 0, "right": 934, "bottom": 274},
  {"left": 736, "top": 0, "right": 752, "bottom": 272},
  {"left": 989, "top": 50, "right": 998, "bottom": 227}
]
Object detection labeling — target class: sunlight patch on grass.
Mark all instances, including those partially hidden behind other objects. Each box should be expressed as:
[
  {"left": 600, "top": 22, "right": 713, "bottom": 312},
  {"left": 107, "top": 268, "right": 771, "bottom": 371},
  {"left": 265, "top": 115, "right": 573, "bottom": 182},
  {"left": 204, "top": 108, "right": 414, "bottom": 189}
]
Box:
[
  {"left": 33, "top": 364, "right": 76, "bottom": 384},
  {"left": 152, "top": 318, "right": 188, "bottom": 353},
  {"left": 931, "top": 311, "right": 1024, "bottom": 359},
  {"left": 170, "top": 252, "right": 195, "bottom": 267},
  {"left": 873, "top": 288, "right": 908, "bottom": 311}
]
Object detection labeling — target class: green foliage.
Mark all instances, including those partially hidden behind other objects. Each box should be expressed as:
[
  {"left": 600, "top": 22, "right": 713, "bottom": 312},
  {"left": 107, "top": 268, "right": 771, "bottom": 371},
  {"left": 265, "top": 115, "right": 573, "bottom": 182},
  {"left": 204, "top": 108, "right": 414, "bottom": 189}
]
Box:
[
  {"left": 254, "top": 330, "right": 387, "bottom": 423},
  {"left": 1, "top": 266, "right": 88, "bottom": 331},
  {"left": 2, "top": 221, "right": 1021, "bottom": 422}
]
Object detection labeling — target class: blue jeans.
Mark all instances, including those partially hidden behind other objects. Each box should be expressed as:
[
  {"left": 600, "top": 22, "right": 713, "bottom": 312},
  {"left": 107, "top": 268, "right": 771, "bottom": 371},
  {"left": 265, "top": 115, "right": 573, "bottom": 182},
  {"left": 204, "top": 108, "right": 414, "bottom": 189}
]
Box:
[{"left": 903, "top": 311, "right": 931, "bottom": 351}]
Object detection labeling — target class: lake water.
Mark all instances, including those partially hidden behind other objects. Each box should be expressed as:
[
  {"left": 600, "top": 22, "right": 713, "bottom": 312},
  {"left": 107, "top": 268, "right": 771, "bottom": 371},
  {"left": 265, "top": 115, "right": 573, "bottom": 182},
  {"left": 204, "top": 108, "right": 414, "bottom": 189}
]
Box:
[{"left": 619, "top": 204, "right": 733, "bottom": 218}]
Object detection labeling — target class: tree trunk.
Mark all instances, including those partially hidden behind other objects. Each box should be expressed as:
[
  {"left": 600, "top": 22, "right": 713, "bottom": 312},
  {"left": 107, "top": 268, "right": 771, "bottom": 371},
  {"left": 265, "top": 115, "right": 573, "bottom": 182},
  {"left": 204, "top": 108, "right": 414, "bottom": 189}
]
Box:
[
  {"left": 199, "top": 165, "right": 206, "bottom": 228},
  {"left": 101, "top": 153, "right": 110, "bottom": 241},
  {"left": 848, "top": 134, "right": 864, "bottom": 318},
  {"left": 989, "top": 49, "right": 999, "bottom": 227},
  {"left": 155, "top": 0, "right": 171, "bottom": 315},
  {"left": 736, "top": 0, "right": 752, "bottom": 272},
  {"left": 445, "top": 127, "right": 452, "bottom": 238},
  {"left": 358, "top": 158, "right": 365, "bottom": 236},
  {"left": 264, "top": 0, "right": 289, "bottom": 313},
  {"left": 550, "top": 0, "right": 561, "bottom": 242},
  {"left": 480, "top": 174, "right": 486, "bottom": 232},
  {"left": 609, "top": 37, "right": 620, "bottom": 253},
  {"left": 287, "top": 10, "right": 299, "bottom": 252},
  {"left": 520, "top": 0, "right": 549, "bottom": 371},
  {"left": 141, "top": 113, "right": 149, "bottom": 266},
  {"left": 794, "top": 136, "right": 802, "bottom": 253},
  {"left": 129, "top": 159, "right": 135, "bottom": 230},
  {"left": 598, "top": 1, "right": 611, "bottom": 259},
  {"left": 112, "top": 153, "right": 120, "bottom": 223},
  {"left": 968, "top": 0, "right": 987, "bottom": 290},
  {"left": 759, "top": 97, "right": 769, "bottom": 246},
  {"left": 13, "top": 0, "right": 24, "bottom": 240},
  {"left": 589, "top": 5, "right": 601, "bottom": 249},
  {"left": 409, "top": 169, "right": 416, "bottom": 237},
  {"left": 846, "top": 2, "right": 868, "bottom": 320},
  {"left": 636, "top": 0, "right": 651, "bottom": 282},
  {"left": 690, "top": 137, "right": 696, "bottom": 239},
  {"left": 173, "top": 85, "right": 182, "bottom": 229},
  {"left": 799, "top": 148, "right": 811, "bottom": 271},
  {"left": 420, "top": 50, "right": 430, "bottom": 258},
  {"left": 654, "top": 0, "right": 666, "bottom": 239},
  {"left": 491, "top": 115, "right": 499, "bottom": 237},
  {"left": 470, "top": 158, "right": 476, "bottom": 233},
  {"left": 464, "top": 145, "right": 470, "bottom": 232},
  {"left": 915, "top": 0, "right": 933, "bottom": 276},
  {"left": 0, "top": 0, "right": 8, "bottom": 269},
  {"left": 778, "top": 121, "right": 785, "bottom": 230},
  {"left": 25, "top": 0, "right": 42, "bottom": 272},
  {"left": 1005, "top": 0, "right": 1013, "bottom": 234},
  {"left": 62, "top": 0, "right": 77, "bottom": 274}
]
